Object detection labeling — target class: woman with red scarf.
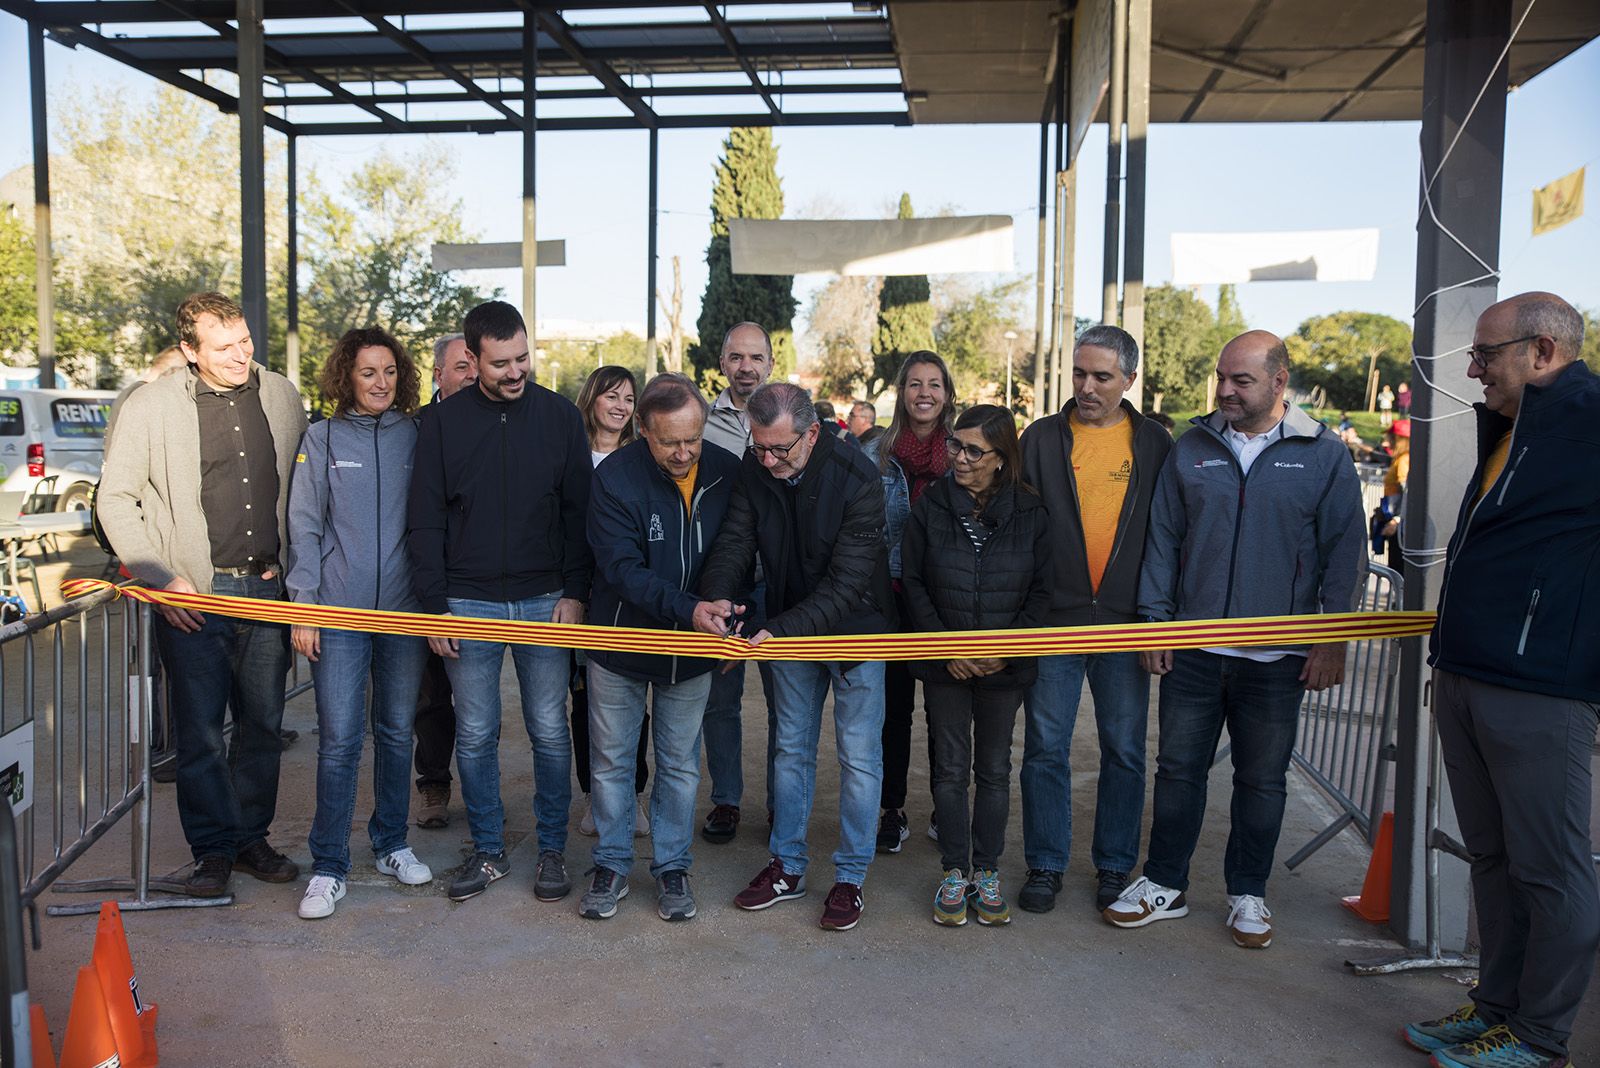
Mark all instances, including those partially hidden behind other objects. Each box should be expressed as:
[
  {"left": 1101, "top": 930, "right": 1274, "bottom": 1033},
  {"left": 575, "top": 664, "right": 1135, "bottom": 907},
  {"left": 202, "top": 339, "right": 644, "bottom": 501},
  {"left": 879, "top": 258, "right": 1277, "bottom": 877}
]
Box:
[{"left": 862, "top": 350, "right": 956, "bottom": 853}]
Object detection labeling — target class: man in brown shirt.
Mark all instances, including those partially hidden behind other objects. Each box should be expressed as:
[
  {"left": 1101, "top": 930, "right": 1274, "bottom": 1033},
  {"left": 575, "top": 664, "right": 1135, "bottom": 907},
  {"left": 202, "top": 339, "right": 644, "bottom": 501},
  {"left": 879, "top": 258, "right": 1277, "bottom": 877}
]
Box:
[{"left": 99, "top": 292, "right": 307, "bottom": 898}]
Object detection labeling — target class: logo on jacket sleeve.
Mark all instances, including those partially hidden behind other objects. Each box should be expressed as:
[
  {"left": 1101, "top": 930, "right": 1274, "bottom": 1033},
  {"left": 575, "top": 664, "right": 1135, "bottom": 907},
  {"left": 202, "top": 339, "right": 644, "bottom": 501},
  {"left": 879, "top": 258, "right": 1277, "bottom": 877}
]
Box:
[{"left": 648, "top": 513, "right": 665, "bottom": 542}]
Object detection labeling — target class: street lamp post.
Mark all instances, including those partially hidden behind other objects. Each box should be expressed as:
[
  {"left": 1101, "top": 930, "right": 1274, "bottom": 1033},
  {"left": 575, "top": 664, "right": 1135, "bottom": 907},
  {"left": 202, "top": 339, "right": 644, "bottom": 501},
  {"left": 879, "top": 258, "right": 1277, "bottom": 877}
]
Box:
[{"left": 1003, "top": 329, "right": 1019, "bottom": 411}]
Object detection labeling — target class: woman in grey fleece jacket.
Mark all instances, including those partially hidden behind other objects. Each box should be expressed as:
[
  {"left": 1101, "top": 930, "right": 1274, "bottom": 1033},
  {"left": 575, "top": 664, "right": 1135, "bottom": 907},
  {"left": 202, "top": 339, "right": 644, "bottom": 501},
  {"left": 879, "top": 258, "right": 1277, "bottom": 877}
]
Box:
[{"left": 285, "top": 328, "right": 433, "bottom": 920}]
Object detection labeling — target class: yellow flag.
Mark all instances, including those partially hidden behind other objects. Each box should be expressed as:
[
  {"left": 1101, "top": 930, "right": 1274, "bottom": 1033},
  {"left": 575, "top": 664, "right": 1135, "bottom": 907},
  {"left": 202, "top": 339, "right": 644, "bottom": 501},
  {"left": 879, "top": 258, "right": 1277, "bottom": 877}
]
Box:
[{"left": 1532, "top": 166, "right": 1584, "bottom": 236}]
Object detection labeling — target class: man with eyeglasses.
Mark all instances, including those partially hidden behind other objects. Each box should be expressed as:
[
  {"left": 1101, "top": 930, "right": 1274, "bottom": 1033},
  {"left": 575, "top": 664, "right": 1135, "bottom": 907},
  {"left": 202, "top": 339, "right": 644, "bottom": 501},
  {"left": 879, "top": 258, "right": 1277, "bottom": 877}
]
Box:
[
  {"left": 1016, "top": 324, "right": 1173, "bottom": 915},
  {"left": 1402, "top": 292, "right": 1600, "bottom": 1068},
  {"left": 1104, "top": 329, "right": 1365, "bottom": 950},
  {"left": 694, "top": 382, "right": 893, "bottom": 931},
  {"left": 698, "top": 322, "right": 780, "bottom": 845}
]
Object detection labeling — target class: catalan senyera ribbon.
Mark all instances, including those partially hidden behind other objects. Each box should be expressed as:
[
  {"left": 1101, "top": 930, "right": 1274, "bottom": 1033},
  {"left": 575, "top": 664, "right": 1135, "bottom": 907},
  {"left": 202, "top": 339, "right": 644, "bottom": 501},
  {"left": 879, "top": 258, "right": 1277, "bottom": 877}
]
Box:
[{"left": 61, "top": 578, "right": 1436, "bottom": 661}]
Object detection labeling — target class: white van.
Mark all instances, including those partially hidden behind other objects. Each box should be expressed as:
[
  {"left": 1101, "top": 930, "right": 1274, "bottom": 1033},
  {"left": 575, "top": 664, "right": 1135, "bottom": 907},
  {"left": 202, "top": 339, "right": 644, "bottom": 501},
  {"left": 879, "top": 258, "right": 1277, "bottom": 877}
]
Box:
[{"left": 0, "top": 389, "right": 117, "bottom": 513}]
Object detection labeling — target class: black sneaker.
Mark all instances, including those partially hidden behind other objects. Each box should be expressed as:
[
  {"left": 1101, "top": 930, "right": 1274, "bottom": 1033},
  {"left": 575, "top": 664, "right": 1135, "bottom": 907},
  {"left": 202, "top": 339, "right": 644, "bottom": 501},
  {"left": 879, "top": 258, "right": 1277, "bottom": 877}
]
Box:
[
  {"left": 448, "top": 851, "right": 509, "bottom": 902},
  {"left": 1095, "top": 869, "right": 1130, "bottom": 910},
  {"left": 875, "top": 808, "right": 909, "bottom": 854},
  {"left": 701, "top": 804, "right": 740, "bottom": 844},
  {"left": 1018, "top": 868, "right": 1063, "bottom": 914},
  {"left": 234, "top": 840, "right": 299, "bottom": 883},
  {"left": 185, "top": 854, "right": 232, "bottom": 898}
]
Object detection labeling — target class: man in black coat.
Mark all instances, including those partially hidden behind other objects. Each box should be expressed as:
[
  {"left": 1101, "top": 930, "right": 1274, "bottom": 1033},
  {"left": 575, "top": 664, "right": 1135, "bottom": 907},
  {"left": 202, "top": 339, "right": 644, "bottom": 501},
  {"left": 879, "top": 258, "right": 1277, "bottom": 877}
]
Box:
[
  {"left": 1403, "top": 292, "right": 1600, "bottom": 1068},
  {"left": 695, "top": 383, "right": 892, "bottom": 931}
]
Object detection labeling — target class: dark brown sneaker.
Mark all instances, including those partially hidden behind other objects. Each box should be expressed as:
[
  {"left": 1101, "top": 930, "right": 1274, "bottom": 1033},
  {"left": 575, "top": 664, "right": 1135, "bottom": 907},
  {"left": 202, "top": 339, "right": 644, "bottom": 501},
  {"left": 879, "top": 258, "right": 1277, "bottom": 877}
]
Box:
[
  {"left": 233, "top": 840, "right": 299, "bottom": 883},
  {"left": 185, "top": 854, "right": 232, "bottom": 897},
  {"left": 819, "top": 882, "right": 863, "bottom": 931},
  {"left": 733, "top": 858, "right": 806, "bottom": 910},
  {"left": 701, "top": 804, "right": 740, "bottom": 844},
  {"left": 416, "top": 783, "right": 451, "bottom": 829}
]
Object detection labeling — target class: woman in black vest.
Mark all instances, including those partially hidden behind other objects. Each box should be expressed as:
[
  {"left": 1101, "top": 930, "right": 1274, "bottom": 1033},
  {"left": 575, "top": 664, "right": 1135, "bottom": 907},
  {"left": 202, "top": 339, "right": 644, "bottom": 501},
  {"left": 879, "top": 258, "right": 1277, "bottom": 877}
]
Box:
[{"left": 901, "top": 404, "right": 1051, "bottom": 927}]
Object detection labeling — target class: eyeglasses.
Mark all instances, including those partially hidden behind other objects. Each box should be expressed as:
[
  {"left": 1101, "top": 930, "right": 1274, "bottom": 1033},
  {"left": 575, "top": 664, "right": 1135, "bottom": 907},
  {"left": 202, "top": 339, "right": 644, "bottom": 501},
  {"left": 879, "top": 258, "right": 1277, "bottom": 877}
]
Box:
[
  {"left": 945, "top": 436, "right": 998, "bottom": 463},
  {"left": 749, "top": 431, "right": 804, "bottom": 461},
  {"left": 1467, "top": 334, "right": 1540, "bottom": 371}
]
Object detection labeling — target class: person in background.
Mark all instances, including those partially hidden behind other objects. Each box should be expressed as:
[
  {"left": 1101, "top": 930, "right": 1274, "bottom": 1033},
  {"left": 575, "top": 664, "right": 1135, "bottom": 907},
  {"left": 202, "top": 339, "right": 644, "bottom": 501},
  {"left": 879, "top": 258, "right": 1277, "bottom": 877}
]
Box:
[
  {"left": 814, "top": 400, "right": 851, "bottom": 440},
  {"left": 99, "top": 292, "right": 307, "bottom": 897},
  {"left": 848, "top": 400, "right": 883, "bottom": 445},
  {"left": 413, "top": 332, "right": 477, "bottom": 830},
  {"left": 407, "top": 300, "right": 592, "bottom": 905},
  {"left": 1396, "top": 381, "right": 1412, "bottom": 418},
  {"left": 572, "top": 365, "right": 652, "bottom": 840},
  {"left": 1145, "top": 410, "right": 1175, "bottom": 434},
  {"left": 901, "top": 404, "right": 1051, "bottom": 927},
  {"left": 1404, "top": 292, "right": 1599, "bottom": 1068},
  {"left": 288, "top": 327, "right": 432, "bottom": 919},
  {"left": 698, "top": 322, "right": 779, "bottom": 844},
  {"left": 862, "top": 351, "right": 954, "bottom": 853},
  {"left": 1378, "top": 383, "right": 1395, "bottom": 427},
  {"left": 1379, "top": 419, "right": 1410, "bottom": 572},
  {"left": 107, "top": 345, "right": 188, "bottom": 446},
  {"left": 579, "top": 374, "right": 740, "bottom": 922}
]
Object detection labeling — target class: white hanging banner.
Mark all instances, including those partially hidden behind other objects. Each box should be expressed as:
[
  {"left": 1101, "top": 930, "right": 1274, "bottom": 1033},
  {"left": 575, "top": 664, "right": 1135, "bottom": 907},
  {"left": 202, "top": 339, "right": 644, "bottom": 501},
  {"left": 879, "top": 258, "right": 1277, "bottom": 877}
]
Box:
[
  {"left": 730, "top": 216, "right": 1015, "bottom": 276},
  {"left": 431, "top": 240, "right": 567, "bottom": 271},
  {"left": 1170, "top": 228, "right": 1380, "bottom": 284}
]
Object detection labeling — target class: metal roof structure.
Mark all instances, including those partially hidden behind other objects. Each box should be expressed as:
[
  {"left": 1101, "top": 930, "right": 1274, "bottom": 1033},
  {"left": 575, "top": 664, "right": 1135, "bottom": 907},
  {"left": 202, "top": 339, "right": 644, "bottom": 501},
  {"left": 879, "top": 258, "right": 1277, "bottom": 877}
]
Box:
[{"left": 2, "top": 1, "right": 1595, "bottom": 137}]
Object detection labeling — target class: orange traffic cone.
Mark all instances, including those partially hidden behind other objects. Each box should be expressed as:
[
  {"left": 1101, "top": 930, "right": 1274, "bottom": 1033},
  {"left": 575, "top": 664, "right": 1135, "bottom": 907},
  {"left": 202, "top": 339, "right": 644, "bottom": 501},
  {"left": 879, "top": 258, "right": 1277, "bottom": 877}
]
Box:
[
  {"left": 1341, "top": 810, "right": 1394, "bottom": 923},
  {"left": 91, "top": 902, "right": 157, "bottom": 1068},
  {"left": 31, "top": 1003, "right": 56, "bottom": 1068},
  {"left": 58, "top": 965, "right": 120, "bottom": 1068}
]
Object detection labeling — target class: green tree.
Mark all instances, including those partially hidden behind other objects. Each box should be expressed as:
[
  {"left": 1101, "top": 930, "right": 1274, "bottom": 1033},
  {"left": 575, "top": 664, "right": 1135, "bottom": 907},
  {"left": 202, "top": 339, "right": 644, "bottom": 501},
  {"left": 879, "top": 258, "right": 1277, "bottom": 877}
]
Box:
[
  {"left": 300, "top": 145, "right": 493, "bottom": 397},
  {"left": 934, "top": 279, "right": 1028, "bottom": 407},
  {"left": 805, "top": 274, "right": 877, "bottom": 400},
  {"left": 1210, "top": 282, "right": 1247, "bottom": 352},
  {"left": 1285, "top": 311, "right": 1411, "bottom": 410},
  {"left": 690, "top": 127, "right": 797, "bottom": 383},
  {"left": 1579, "top": 306, "right": 1600, "bottom": 374},
  {"left": 0, "top": 210, "right": 34, "bottom": 356},
  {"left": 870, "top": 193, "right": 935, "bottom": 395},
  {"left": 1142, "top": 284, "right": 1216, "bottom": 410}
]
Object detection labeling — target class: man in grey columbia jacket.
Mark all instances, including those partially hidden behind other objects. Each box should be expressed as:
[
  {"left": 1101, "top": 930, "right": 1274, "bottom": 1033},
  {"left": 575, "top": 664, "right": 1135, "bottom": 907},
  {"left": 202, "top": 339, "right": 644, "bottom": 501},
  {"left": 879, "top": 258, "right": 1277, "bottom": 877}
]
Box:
[{"left": 1102, "top": 330, "right": 1365, "bottom": 950}]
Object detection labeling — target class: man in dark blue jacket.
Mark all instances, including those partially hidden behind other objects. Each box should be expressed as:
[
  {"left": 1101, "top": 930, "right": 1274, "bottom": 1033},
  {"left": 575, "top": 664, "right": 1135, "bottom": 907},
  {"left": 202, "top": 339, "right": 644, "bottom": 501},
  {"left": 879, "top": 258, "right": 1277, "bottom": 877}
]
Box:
[
  {"left": 578, "top": 374, "right": 740, "bottom": 923},
  {"left": 1404, "top": 293, "right": 1600, "bottom": 1068},
  {"left": 407, "top": 300, "right": 592, "bottom": 905}
]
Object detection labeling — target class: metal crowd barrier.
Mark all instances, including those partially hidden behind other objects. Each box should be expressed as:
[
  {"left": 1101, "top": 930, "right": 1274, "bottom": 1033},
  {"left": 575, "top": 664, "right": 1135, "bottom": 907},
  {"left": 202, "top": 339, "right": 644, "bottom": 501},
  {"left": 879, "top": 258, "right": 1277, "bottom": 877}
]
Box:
[{"left": 1283, "top": 561, "right": 1404, "bottom": 869}]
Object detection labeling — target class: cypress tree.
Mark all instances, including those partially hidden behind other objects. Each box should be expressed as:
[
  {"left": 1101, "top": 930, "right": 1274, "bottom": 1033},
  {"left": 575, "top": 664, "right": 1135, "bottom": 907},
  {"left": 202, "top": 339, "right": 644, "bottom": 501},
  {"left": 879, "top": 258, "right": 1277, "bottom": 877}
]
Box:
[
  {"left": 690, "top": 127, "right": 797, "bottom": 387},
  {"left": 871, "top": 193, "right": 935, "bottom": 395}
]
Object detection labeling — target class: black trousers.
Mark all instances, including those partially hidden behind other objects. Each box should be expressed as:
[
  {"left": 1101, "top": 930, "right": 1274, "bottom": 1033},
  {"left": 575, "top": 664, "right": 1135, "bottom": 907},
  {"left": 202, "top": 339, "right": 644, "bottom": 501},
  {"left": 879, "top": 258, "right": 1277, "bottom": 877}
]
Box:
[
  {"left": 924, "top": 679, "right": 1023, "bottom": 873},
  {"left": 412, "top": 652, "right": 455, "bottom": 788},
  {"left": 880, "top": 589, "right": 934, "bottom": 812}
]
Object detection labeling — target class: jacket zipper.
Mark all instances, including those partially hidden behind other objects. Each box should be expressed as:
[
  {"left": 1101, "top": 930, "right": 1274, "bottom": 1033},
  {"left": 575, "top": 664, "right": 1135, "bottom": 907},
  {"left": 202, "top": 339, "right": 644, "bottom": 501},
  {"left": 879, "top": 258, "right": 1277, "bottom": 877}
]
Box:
[
  {"left": 1095, "top": 436, "right": 1141, "bottom": 617},
  {"left": 372, "top": 417, "right": 382, "bottom": 610},
  {"left": 1516, "top": 588, "right": 1540, "bottom": 656},
  {"left": 499, "top": 410, "right": 508, "bottom": 601},
  {"left": 1199, "top": 421, "right": 1292, "bottom": 619},
  {"left": 1437, "top": 406, "right": 1524, "bottom": 664},
  {"left": 1495, "top": 446, "right": 1528, "bottom": 506}
]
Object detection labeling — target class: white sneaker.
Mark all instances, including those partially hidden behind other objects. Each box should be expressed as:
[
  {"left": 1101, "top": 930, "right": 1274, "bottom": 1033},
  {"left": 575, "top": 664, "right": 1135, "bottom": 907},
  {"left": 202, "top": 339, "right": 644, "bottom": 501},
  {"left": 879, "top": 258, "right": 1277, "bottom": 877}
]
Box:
[
  {"left": 298, "top": 875, "right": 345, "bottom": 919},
  {"left": 1226, "top": 894, "right": 1273, "bottom": 948},
  {"left": 376, "top": 847, "right": 432, "bottom": 886},
  {"left": 635, "top": 796, "right": 651, "bottom": 837},
  {"left": 579, "top": 795, "right": 598, "bottom": 836},
  {"left": 1101, "top": 876, "right": 1189, "bottom": 928}
]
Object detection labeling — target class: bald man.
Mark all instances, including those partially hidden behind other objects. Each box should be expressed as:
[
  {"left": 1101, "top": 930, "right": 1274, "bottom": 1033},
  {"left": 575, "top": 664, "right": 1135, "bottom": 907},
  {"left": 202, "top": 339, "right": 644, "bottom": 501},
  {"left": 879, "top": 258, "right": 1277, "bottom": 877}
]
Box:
[
  {"left": 1403, "top": 293, "right": 1599, "bottom": 1068},
  {"left": 1103, "top": 330, "right": 1366, "bottom": 950}
]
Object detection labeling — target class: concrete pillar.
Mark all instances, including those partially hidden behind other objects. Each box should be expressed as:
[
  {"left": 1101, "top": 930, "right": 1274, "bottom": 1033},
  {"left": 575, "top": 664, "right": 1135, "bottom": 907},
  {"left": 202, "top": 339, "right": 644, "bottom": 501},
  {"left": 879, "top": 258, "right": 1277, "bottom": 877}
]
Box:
[
  {"left": 1032, "top": 117, "right": 1049, "bottom": 420},
  {"left": 237, "top": 0, "right": 268, "bottom": 363},
  {"left": 1052, "top": 162, "right": 1077, "bottom": 413},
  {"left": 29, "top": 20, "right": 56, "bottom": 390},
  {"left": 1392, "top": 0, "right": 1511, "bottom": 951},
  {"left": 1101, "top": 0, "right": 1126, "bottom": 327},
  {"left": 522, "top": 20, "right": 539, "bottom": 370}
]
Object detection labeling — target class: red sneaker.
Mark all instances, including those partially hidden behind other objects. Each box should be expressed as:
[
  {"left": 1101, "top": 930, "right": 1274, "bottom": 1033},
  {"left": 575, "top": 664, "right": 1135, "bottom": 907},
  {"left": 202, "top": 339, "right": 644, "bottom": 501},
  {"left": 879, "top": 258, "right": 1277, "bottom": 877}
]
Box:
[
  {"left": 819, "top": 882, "right": 863, "bottom": 931},
  {"left": 733, "top": 858, "right": 807, "bottom": 910}
]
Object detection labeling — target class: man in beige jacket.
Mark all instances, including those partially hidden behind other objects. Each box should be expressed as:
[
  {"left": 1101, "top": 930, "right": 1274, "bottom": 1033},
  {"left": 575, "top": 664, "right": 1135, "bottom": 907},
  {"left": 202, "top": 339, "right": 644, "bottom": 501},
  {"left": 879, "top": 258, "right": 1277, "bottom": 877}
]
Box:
[{"left": 99, "top": 292, "right": 307, "bottom": 898}]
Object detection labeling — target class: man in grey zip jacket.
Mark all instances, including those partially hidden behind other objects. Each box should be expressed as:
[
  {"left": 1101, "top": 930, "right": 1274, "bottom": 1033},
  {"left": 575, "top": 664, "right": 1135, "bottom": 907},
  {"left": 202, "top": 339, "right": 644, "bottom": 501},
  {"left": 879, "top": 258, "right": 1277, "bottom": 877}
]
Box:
[{"left": 1103, "top": 330, "right": 1364, "bottom": 951}]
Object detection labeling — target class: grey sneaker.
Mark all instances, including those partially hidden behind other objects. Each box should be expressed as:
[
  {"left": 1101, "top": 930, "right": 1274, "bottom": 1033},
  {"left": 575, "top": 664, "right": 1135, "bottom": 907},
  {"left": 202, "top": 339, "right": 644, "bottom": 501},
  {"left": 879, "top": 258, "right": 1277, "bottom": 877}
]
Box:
[
  {"left": 447, "top": 851, "right": 508, "bottom": 902},
  {"left": 578, "top": 866, "right": 628, "bottom": 919},
  {"left": 534, "top": 850, "right": 572, "bottom": 902},
  {"left": 657, "top": 869, "right": 696, "bottom": 922}
]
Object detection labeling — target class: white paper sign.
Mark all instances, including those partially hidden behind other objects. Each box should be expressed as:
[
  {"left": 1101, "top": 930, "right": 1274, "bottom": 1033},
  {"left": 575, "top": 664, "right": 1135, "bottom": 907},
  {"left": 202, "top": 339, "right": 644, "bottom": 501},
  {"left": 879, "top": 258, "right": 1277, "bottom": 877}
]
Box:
[{"left": 0, "top": 721, "right": 35, "bottom": 815}]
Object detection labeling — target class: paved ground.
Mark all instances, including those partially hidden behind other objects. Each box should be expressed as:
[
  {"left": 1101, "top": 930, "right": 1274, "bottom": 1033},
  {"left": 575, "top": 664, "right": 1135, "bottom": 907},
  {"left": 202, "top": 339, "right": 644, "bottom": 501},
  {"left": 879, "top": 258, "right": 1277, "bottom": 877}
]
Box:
[{"left": 14, "top": 536, "right": 1600, "bottom": 1066}]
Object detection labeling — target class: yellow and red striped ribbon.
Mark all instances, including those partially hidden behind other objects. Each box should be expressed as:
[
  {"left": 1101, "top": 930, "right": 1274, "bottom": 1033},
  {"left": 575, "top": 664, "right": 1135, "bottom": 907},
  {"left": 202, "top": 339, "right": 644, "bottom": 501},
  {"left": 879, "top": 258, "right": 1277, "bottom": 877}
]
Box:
[{"left": 61, "top": 578, "right": 1436, "bottom": 661}]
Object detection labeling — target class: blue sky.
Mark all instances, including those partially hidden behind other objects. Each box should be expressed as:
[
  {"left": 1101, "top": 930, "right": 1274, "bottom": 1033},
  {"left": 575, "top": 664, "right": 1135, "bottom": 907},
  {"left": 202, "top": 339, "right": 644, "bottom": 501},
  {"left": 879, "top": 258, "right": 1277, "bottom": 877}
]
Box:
[{"left": 1, "top": 13, "right": 1596, "bottom": 344}]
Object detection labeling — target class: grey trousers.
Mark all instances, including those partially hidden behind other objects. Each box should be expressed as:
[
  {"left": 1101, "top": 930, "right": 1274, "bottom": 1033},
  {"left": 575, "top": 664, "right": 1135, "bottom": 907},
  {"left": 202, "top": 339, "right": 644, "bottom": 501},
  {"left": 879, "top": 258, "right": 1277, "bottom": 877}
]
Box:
[{"left": 1434, "top": 669, "right": 1600, "bottom": 1056}]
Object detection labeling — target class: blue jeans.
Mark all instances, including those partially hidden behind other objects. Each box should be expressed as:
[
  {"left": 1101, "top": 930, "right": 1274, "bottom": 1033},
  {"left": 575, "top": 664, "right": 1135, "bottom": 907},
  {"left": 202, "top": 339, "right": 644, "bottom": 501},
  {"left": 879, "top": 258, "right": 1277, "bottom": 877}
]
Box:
[
  {"left": 587, "top": 662, "right": 712, "bottom": 879},
  {"left": 1144, "top": 650, "right": 1306, "bottom": 897},
  {"left": 701, "top": 583, "right": 776, "bottom": 810},
  {"left": 767, "top": 659, "right": 885, "bottom": 886},
  {"left": 307, "top": 629, "right": 428, "bottom": 879},
  {"left": 154, "top": 572, "right": 290, "bottom": 862},
  {"left": 443, "top": 594, "right": 571, "bottom": 857},
  {"left": 1021, "top": 651, "right": 1150, "bottom": 873}
]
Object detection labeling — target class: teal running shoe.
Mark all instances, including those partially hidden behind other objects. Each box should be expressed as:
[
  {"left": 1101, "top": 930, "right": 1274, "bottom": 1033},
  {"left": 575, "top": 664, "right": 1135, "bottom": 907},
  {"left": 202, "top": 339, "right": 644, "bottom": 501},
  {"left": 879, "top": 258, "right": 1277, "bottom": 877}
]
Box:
[
  {"left": 933, "top": 868, "right": 968, "bottom": 927},
  {"left": 970, "top": 868, "right": 1011, "bottom": 926},
  {"left": 1430, "top": 1025, "right": 1571, "bottom": 1067},
  {"left": 1404, "top": 1004, "right": 1489, "bottom": 1052}
]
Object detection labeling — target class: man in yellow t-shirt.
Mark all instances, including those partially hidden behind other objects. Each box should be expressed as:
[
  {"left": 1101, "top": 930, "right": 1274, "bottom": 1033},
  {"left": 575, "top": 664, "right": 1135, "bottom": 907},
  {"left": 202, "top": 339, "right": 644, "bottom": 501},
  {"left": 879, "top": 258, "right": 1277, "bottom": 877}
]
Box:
[{"left": 1017, "top": 325, "right": 1174, "bottom": 915}]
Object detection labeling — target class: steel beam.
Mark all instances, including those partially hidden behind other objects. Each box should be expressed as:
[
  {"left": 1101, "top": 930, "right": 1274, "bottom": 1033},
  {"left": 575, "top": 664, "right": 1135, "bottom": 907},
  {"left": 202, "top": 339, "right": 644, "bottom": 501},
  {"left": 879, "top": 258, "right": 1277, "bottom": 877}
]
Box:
[
  {"left": 1032, "top": 115, "right": 1049, "bottom": 419},
  {"left": 531, "top": 8, "right": 659, "bottom": 128},
  {"left": 1122, "top": 0, "right": 1150, "bottom": 409},
  {"left": 238, "top": 0, "right": 269, "bottom": 363},
  {"left": 647, "top": 125, "right": 659, "bottom": 374},
  {"left": 522, "top": 18, "right": 538, "bottom": 371},
  {"left": 340, "top": 4, "right": 526, "bottom": 128},
  {"left": 286, "top": 110, "right": 908, "bottom": 136},
  {"left": 266, "top": 81, "right": 905, "bottom": 105},
  {"left": 1102, "top": 0, "right": 1126, "bottom": 327},
  {"left": 705, "top": 3, "right": 782, "bottom": 118},
  {"left": 1321, "top": 24, "right": 1426, "bottom": 121},
  {"left": 286, "top": 135, "right": 300, "bottom": 388},
  {"left": 29, "top": 17, "right": 56, "bottom": 390}
]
